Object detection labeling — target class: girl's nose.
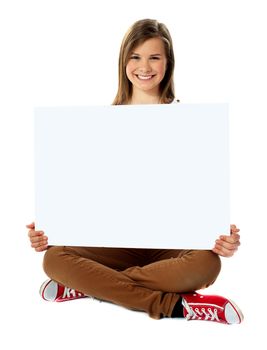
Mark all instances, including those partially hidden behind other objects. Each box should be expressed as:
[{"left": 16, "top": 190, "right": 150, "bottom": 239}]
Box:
[{"left": 139, "top": 59, "right": 152, "bottom": 73}]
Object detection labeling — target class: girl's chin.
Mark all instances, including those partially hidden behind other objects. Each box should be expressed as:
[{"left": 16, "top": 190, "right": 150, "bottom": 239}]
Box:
[{"left": 132, "top": 78, "right": 159, "bottom": 90}]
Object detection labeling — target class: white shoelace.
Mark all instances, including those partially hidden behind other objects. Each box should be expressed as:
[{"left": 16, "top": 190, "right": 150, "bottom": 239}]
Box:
[
  {"left": 182, "top": 299, "right": 220, "bottom": 321},
  {"left": 62, "top": 287, "right": 83, "bottom": 299},
  {"left": 190, "top": 307, "right": 219, "bottom": 321}
]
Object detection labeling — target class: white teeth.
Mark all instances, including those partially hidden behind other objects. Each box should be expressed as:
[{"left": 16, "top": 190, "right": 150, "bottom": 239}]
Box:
[{"left": 137, "top": 75, "right": 153, "bottom": 80}]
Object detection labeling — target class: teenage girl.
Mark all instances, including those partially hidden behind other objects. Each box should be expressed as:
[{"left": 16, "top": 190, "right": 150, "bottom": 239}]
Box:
[{"left": 27, "top": 19, "right": 243, "bottom": 323}]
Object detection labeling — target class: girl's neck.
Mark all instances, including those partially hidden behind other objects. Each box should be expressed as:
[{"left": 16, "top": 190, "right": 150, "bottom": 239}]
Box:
[{"left": 129, "top": 89, "right": 160, "bottom": 105}]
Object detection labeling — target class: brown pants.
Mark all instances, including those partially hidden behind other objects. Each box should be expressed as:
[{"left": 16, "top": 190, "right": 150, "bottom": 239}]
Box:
[{"left": 43, "top": 246, "right": 221, "bottom": 319}]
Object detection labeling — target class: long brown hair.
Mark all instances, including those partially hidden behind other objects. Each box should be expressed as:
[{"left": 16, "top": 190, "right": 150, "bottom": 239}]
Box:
[{"left": 112, "top": 19, "right": 175, "bottom": 105}]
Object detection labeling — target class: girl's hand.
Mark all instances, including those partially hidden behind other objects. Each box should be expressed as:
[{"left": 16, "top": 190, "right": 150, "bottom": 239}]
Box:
[
  {"left": 26, "top": 222, "right": 48, "bottom": 252},
  {"left": 212, "top": 224, "right": 241, "bottom": 257}
]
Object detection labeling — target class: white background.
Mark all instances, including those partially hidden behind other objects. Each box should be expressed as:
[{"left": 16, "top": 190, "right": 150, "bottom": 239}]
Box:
[{"left": 0, "top": 0, "right": 266, "bottom": 349}]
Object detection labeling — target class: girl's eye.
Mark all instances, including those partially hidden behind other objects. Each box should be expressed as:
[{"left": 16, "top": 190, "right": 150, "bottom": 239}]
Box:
[{"left": 129, "top": 55, "right": 161, "bottom": 61}]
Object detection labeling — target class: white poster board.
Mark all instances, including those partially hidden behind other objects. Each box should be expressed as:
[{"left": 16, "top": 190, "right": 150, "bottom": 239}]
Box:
[{"left": 35, "top": 104, "right": 230, "bottom": 249}]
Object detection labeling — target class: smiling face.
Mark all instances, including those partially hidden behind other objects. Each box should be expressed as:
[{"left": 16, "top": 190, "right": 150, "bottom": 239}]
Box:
[{"left": 126, "top": 37, "right": 167, "bottom": 102}]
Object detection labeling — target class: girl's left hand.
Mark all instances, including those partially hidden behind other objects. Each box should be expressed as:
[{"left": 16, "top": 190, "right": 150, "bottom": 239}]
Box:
[{"left": 212, "top": 224, "right": 241, "bottom": 257}]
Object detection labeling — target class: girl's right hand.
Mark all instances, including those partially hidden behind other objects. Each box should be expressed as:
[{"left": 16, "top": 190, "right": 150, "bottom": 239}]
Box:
[{"left": 26, "top": 222, "right": 48, "bottom": 252}]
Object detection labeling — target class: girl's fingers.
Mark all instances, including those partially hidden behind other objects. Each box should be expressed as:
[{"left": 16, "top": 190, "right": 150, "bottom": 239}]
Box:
[
  {"left": 28, "top": 229, "right": 44, "bottom": 238},
  {"left": 34, "top": 244, "right": 48, "bottom": 252},
  {"left": 215, "top": 241, "right": 239, "bottom": 252},
  {"left": 213, "top": 242, "right": 238, "bottom": 257},
  {"left": 26, "top": 221, "right": 48, "bottom": 252},
  {"left": 215, "top": 239, "right": 240, "bottom": 251},
  {"left": 230, "top": 224, "right": 240, "bottom": 234},
  {"left": 219, "top": 233, "right": 240, "bottom": 244},
  {"left": 30, "top": 235, "right": 48, "bottom": 244},
  {"left": 31, "top": 238, "right": 48, "bottom": 249},
  {"left": 213, "top": 239, "right": 240, "bottom": 257},
  {"left": 212, "top": 246, "right": 237, "bottom": 257},
  {"left": 26, "top": 222, "right": 35, "bottom": 229}
]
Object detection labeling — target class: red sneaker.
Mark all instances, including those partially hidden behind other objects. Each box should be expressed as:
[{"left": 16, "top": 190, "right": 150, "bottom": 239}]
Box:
[
  {"left": 39, "top": 279, "right": 87, "bottom": 302},
  {"left": 181, "top": 292, "right": 244, "bottom": 324}
]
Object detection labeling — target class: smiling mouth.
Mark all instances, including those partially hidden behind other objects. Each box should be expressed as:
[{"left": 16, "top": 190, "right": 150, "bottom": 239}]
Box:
[{"left": 135, "top": 74, "right": 155, "bottom": 81}]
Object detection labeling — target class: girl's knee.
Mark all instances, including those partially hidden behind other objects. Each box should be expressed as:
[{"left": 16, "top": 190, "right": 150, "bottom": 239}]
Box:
[
  {"left": 174, "top": 250, "right": 221, "bottom": 291},
  {"left": 43, "top": 246, "right": 65, "bottom": 278},
  {"left": 194, "top": 250, "right": 221, "bottom": 289}
]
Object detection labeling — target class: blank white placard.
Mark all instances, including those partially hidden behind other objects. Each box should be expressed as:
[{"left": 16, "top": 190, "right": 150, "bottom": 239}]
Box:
[{"left": 34, "top": 104, "right": 230, "bottom": 249}]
